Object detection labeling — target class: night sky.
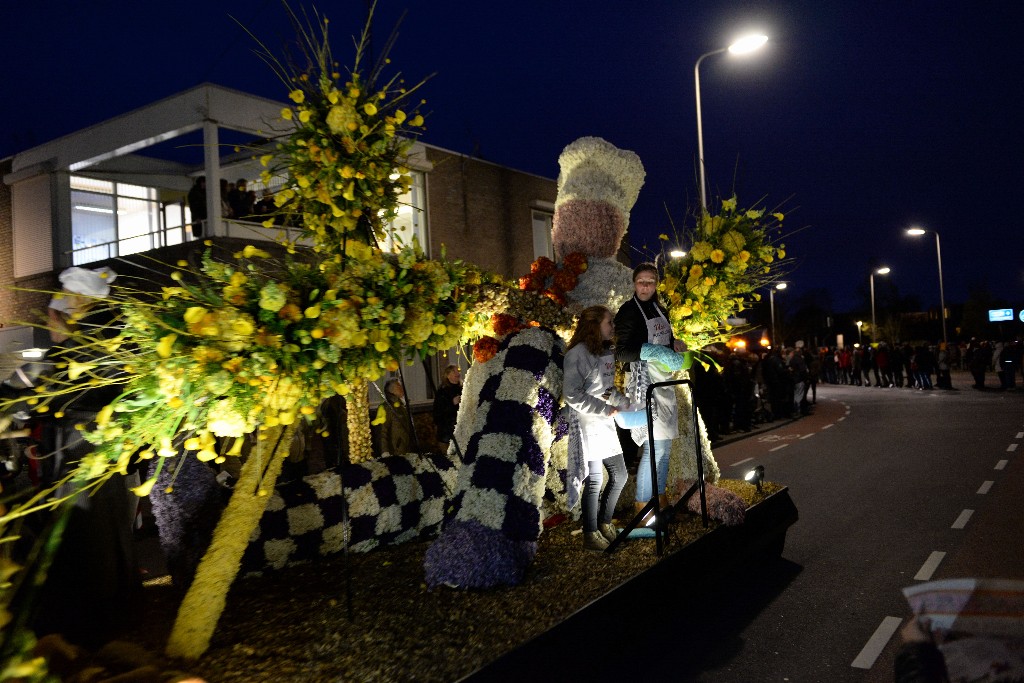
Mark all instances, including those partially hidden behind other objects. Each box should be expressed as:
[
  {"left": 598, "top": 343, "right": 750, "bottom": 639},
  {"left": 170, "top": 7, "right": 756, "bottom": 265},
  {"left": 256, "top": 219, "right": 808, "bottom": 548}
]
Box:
[{"left": 4, "top": 1, "right": 1022, "bottom": 317}]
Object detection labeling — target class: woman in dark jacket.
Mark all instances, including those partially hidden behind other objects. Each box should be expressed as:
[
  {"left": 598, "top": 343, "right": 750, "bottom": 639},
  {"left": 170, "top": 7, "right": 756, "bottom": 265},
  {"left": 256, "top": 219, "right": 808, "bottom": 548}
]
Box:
[
  {"left": 613, "top": 263, "right": 685, "bottom": 521},
  {"left": 432, "top": 365, "right": 462, "bottom": 451}
]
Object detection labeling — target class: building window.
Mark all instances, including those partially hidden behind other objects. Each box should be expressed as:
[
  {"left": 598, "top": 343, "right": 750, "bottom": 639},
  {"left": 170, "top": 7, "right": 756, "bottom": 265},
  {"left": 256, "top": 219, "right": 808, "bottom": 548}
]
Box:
[
  {"left": 70, "top": 176, "right": 162, "bottom": 264},
  {"left": 531, "top": 209, "right": 554, "bottom": 259},
  {"left": 381, "top": 171, "right": 426, "bottom": 253}
]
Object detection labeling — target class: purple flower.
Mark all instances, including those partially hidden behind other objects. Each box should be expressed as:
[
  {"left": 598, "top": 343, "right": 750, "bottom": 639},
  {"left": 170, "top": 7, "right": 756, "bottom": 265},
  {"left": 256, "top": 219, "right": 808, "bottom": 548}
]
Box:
[{"left": 424, "top": 521, "right": 537, "bottom": 589}]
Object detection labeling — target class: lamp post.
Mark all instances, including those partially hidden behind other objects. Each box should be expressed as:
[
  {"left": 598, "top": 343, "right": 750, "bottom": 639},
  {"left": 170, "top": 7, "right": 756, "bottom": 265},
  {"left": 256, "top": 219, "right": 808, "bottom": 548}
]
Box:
[
  {"left": 906, "top": 227, "right": 948, "bottom": 347},
  {"left": 694, "top": 33, "right": 768, "bottom": 211},
  {"left": 770, "top": 282, "right": 787, "bottom": 348},
  {"left": 870, "top": 267, "right": 890, "bottom": 344},
  {"left": 855, "top": 320, "right": 863, "bottom": 346}
]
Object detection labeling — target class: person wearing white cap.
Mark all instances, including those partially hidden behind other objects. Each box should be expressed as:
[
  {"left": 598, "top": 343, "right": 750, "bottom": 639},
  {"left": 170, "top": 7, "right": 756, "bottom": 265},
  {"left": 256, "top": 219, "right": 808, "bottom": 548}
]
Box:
[{"left": 47, "top": 266, "right": 117, "bottom": 343}]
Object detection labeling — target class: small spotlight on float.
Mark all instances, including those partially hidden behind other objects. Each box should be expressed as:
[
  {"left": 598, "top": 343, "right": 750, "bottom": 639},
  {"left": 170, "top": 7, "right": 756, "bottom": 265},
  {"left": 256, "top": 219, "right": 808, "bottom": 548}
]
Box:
[{"left": 744, "top": 465, "right": 765, "bottom": 492}]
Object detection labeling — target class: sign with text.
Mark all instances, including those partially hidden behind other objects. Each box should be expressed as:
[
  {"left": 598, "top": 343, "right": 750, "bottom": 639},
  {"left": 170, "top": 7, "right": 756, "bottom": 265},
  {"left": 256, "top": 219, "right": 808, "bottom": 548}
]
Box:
[{"left": 988, "top": 308, "right": 1013, "bottom": 322}]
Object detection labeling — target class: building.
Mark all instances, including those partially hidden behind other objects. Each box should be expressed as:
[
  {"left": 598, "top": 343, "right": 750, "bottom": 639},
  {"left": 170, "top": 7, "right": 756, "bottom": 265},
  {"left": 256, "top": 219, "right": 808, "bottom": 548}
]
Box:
[{"left": 0, "top": 84, "right": 558, "bottom": 402}]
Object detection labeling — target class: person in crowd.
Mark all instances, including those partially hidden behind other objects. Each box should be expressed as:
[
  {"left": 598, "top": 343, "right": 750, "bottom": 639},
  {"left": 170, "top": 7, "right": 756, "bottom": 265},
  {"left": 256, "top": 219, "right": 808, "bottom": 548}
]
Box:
[
  {"left": 935, "top": 343, "right": 952, "bottom": 390},
  {"left": 821, "top": 347, "right": 837, "bottom": 385},
  {"left": 805, "top": 346, "right": 821, "bottom": 403},
  {"left": 187, "top": 176, "right": 207, "bottom": 238},
  {"left": 890, "top": 344, "right": 906, "bottom": 388},
  {"left": 966, "top": 339, "right": 990, "bottom": 389},
  {"left": 997, "top": 340, "right": 1020, "bottom": 391},
  {"left": 902, "top": 343, "right": 917, "bottom": 389},
  {"left": 724, "top": 351, "right": 755, "bottom": 431},
  {"left": 564, "top": 306, "right": 630, "bottom": 551},
  {"left": 230, "top": 178, "right": 254, "bottom": 219},
  {"left": 254, "top": 189, "right": 276, "bottom": 219},
  {"left": 432, "top": 364, "right": 462, "bottom": 452},
  {"left": 876, "top": 342, "right": 892, "bottom": 387},
  {"left": 837, "top": 346, "right": 852, "bottom": 385},
  {"left": 691, "top": 347, "right": 726, "bottom": 442},
  {"left": 786, "top": 346, "right": 810, "bottom": 415},
  {"left": 864, "top": 346, "right": 877, "bottom": 387},
  {"left": 377, "top": 379, "right": 413, "bottom": 457},
  {"left": 915, "top": 345, "right": 935, "bottom": 390},
  {"left": 220, "top": 179, "right": 233, "bottom": 218},
  {"left": 614, "top": 263, "right": 686, "bottom": 524},
  {"left": 763, "top": 347, "right": 793, "bottom": 419},
  {"left": 852, "top": 346, "right": 865, "bottom": 386}
]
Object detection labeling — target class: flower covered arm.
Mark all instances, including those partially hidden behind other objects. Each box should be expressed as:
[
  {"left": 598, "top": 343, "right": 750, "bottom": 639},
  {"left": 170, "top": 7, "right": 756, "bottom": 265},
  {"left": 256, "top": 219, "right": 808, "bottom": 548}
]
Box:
[{"left": 640, "top": 343, "right": 684, "bottom": 372}]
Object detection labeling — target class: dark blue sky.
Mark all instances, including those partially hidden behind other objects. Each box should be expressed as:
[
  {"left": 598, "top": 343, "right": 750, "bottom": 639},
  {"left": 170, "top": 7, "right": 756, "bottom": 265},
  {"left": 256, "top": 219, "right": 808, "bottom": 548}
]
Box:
[{"left": 4, "top": 1, "right": 1022, "bottom": 315}]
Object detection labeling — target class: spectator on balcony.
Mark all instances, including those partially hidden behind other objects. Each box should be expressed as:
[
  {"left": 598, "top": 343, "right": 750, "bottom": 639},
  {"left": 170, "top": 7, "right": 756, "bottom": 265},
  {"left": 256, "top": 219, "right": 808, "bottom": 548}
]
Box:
[{"left": 187, "top": 176, "right": 207, "bottom": 237}]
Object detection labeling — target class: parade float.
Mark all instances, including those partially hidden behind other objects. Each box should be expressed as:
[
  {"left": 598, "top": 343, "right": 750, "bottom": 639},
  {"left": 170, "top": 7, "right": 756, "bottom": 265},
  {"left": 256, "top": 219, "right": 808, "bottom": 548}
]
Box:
[{"left": 0, "top": 4, "right": 796, "bottom": 680}]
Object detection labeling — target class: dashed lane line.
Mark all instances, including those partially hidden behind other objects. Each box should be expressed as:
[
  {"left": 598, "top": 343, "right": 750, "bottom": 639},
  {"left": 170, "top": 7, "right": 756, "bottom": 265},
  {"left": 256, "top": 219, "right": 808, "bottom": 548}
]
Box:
[
  {"left": 914, "top": 551, "right": 946, "bottom": 581},
  {"left": 952, "top": 509, "right": 974, "bottom": 529},
  {"left": 1008, "top": 443, "right": 1019, "bottom": 452},
  {"left": 732, "top": 457, "right": 754, "bottom": 467},
  {"left": 837, "top": 416, "right": 846, "bottom": 421},
  {"left": 822, "top": 423, "right": 834, "bottom": 430},
  {"left": 1016, "top": 431, "right": 1023, "bottom": 439},
  {"left": 769, "top": 444, "right": 789, "bottom": 452},
  {"left": 851, "top": 617, "right": 903, "bottom": 669},
  {"left": 977, "top": 480, "right": 994, "bottom": 495},
  {"left": 800, "top": 433, "right": 815, "bottom": 440},
  {"left": 996, "top": 460, "right": 1009, "bottom": 471}
]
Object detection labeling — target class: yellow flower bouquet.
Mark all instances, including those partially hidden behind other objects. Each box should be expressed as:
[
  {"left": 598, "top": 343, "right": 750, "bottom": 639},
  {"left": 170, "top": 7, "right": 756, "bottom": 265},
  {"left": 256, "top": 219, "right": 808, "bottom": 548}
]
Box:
[
  {"left": 250, "top": 4, "right": 428, "bottom": 254},
  {"left": 660, "top": 196, "right": 788, "bottom": 349}
]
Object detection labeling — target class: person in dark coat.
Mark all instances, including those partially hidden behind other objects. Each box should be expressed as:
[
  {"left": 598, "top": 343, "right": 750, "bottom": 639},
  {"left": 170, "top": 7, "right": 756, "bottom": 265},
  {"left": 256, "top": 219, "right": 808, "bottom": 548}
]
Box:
[{"left": 432, "top": 365, "right": 462, "bottom": 452}]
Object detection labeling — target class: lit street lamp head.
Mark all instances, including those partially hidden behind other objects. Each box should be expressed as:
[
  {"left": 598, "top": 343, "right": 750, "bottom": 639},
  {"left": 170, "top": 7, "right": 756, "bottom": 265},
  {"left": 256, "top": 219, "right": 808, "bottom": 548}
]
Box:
[
  {"left": 728, "top": 34, "right": 769, "bottom": 54},
  {"left": 876, "top": 267, "right": 890, "bottom": 275},
  {"left": 906, "top": 227, "right": 927, "bottom": 236}
]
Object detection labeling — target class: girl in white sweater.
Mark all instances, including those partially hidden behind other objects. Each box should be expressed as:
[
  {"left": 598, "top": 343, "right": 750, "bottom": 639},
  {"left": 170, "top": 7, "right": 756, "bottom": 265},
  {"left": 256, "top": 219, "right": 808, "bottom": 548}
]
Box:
[{"left": 563, "top": 306, "right": 630, "bottom": 551}]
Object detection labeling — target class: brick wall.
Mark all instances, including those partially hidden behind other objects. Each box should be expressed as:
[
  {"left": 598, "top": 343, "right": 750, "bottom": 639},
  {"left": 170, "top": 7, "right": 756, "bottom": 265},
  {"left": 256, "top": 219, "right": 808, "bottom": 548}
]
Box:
[{"left": 423, "top": 147, "right": 555, "bottom": 279}]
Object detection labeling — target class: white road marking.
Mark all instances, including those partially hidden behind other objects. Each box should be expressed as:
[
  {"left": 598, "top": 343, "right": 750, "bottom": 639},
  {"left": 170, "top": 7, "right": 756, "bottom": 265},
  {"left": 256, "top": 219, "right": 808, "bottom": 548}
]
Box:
[
  {"left": 977, "top": 480, "right": 994, "bottom": 494},
  {"left": 1016, "top": 432, "right": 1023, "bottom": 439},
  {"left": 838, "top": 416, "right": 846, "bottom": 422},
  {"left": 952, "top": 509, "right": 974, "bottom": 529},
  {"left": 732, "top": 457, "right": 754, "bottom": 467},
  {"left": 914, "top": 551, "right": 946, "bottom": 581},
  {"left": 851, "top": 616, "right": 903, "bottom": 669},
  {"left": 800, "top": 433, "right": 815, "bottom": 440},
  {"left": 996, "top": 460, "right": 1008, "bottom": 471},
  {"left": 770, "top": 444, "right": 789, "bottom": 452},
  {"left": 822, "top": 424, "right": 834, "bottom": 430},
  {"left": 1008, "top": 443, "right": 1019, "bottom": 452}
]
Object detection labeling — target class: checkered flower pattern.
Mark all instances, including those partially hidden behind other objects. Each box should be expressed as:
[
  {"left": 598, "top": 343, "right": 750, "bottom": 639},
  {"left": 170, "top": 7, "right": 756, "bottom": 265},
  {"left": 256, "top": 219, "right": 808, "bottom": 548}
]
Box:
[
  {"left": 240, "top": 451, "right": 457, "bottom": 574},
  {"left": 425, "top": 327, "right": 564, "bottom": 589}
]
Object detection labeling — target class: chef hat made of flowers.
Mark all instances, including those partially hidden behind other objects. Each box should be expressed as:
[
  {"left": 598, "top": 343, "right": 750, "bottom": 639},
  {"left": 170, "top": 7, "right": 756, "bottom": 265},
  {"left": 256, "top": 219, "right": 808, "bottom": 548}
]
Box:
[
  {"left": 552, "top": 137, "right": 645, "bottom": 259},
  {"left": 50, "top": 267, "right": 118, "bottom": 312}
]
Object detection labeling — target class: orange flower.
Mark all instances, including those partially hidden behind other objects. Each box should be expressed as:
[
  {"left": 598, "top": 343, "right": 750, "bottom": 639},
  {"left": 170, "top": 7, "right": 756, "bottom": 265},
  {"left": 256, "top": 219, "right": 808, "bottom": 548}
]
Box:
[{"left": 473, "top": 336, "right": 500, "bottom": 363}]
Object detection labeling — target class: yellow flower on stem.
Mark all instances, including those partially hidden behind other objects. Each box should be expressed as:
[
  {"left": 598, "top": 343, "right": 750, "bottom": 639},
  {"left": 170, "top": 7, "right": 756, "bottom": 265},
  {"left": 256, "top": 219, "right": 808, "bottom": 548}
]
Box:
[
  {"left": 157, "top": 334, "right": 177, "bottom": 359},
  {"left": 131, "top": 478, "right": 157, "bottom": 497}
]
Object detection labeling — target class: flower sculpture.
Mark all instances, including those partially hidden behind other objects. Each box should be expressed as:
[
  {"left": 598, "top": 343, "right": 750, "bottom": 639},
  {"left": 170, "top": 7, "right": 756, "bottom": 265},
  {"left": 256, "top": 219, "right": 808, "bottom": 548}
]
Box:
[
  {"left": 552, "top": 137, "right": 641, "bottom": 314},
  {"left": 661, "top": 196, "right": 787, "bottom": 349},
  {"left": 424, "top": 327, "right": 564, "bottom": 588}
]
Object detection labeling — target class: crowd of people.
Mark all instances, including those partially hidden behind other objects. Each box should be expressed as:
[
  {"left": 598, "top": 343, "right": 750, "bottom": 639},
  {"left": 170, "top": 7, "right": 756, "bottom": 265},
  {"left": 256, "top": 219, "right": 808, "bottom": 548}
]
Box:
[{"left": 186, "top": 176, "right": 278, "bottom": 238}]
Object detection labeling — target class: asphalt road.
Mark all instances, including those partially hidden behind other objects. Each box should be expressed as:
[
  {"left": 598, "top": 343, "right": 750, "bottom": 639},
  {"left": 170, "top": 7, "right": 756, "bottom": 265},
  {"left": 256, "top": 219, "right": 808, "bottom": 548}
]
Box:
[{"left": 678, "top": 374, "right": 1024, "bottom": 682}]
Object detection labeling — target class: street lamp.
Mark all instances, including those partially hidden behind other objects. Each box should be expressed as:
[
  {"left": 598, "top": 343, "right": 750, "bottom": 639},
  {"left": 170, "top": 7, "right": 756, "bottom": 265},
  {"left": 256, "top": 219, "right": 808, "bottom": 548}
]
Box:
[
  {"left": 906, "top": 227, "right": 948, "bottom": 347},
  {"left": 855, "top": 320, "right": 863, "bottom": 345},
  {"left": 694, "top": 33, "right": 768, "bottom": 210},
  {"left": 870, "top": 267, "right": 890, "bottom": 344},
  {"left": 770, "top": 281, "right": 787, "bottom": 348}
]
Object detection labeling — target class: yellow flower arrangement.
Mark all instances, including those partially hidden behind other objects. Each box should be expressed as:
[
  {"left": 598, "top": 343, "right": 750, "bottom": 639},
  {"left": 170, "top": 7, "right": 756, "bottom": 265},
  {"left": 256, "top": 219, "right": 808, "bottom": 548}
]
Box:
[
  {"left": 660, "top": 196, "right": 789, "bottom": 348},
  {"left": 250, "top": 4, "right": 428, "bottom": 254}
]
